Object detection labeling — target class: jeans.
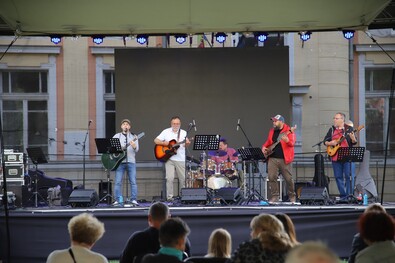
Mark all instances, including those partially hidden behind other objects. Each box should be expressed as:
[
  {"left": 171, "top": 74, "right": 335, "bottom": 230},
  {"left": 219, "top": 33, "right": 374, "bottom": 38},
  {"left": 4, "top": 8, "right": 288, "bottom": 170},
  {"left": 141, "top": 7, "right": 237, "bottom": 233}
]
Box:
[
  {"left": 114, "top": 162, "right": 137, "bottom": 202},
  {"left": 332, "top": 161, "right": 355, "bottom": 198}
]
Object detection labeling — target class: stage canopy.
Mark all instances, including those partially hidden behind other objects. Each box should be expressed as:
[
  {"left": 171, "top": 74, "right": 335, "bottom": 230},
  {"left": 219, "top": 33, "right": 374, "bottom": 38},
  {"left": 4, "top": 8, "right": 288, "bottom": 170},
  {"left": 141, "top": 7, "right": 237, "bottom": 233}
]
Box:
[{"left": 0, "top": 0, "right": 393, "bottom": 36}]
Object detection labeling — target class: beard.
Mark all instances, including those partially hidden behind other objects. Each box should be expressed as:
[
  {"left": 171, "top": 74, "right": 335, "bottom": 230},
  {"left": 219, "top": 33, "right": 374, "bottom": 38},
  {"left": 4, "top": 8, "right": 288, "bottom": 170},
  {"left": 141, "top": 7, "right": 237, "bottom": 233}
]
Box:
[{"left": 273, "top": 125, "right": 281, "bottom": 131}]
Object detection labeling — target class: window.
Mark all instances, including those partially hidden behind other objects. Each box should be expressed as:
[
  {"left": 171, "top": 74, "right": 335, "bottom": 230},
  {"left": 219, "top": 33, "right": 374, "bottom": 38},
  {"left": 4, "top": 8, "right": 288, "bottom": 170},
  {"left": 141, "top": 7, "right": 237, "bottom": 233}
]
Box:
[
  {"left": 1, "top": 71, "right": 49, "bottom": 155},
  {"left": 365, "top": 68, "right": 395, "bottom": 157},
  {"left": 104, "top": 71, "right": 116, "bottom": 138}
]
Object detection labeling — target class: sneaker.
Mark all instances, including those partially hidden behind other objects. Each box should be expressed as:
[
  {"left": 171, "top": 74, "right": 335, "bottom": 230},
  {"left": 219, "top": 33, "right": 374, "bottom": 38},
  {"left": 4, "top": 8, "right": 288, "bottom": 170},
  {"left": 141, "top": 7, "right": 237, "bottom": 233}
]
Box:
[
  {"left": 112, "top": 201, "right": 122, "bottom": 206},
  {"left": 269, "top": 196, "right": 279, "bottom": 203},
  {"left": 131, "top": 200, "right": 138, "bottom": 205}
]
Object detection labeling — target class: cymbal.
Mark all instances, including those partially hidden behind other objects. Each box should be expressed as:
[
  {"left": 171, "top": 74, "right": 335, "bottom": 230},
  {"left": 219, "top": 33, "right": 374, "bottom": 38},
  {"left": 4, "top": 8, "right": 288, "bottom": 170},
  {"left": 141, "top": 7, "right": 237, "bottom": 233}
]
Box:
[
  {"left": 186, "top": 156, "right": 200, "bottom": 164},
  {"left": 208, "top": 150, "right": 227, "bottom": 157}
]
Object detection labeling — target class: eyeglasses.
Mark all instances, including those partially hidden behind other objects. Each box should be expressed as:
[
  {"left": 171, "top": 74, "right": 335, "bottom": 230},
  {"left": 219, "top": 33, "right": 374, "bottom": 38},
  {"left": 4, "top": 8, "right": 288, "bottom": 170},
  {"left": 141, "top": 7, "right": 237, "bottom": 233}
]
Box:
[{"left": 333, "top": 117, "right": 342, "bottom": 120}]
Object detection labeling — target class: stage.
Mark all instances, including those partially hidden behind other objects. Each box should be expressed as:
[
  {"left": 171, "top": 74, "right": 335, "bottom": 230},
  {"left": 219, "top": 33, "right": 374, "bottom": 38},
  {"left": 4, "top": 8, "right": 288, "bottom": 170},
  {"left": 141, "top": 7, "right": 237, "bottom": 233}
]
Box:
[{"left": 1, "top": 201, "right": 395, "bottom": 263}]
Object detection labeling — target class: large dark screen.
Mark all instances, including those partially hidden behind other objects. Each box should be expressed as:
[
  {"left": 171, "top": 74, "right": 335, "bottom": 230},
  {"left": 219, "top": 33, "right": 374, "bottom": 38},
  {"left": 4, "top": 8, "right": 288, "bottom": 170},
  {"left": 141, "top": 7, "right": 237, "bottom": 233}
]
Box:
[{"left": 115, "top": 47, "right": 290, "bottom": 161}]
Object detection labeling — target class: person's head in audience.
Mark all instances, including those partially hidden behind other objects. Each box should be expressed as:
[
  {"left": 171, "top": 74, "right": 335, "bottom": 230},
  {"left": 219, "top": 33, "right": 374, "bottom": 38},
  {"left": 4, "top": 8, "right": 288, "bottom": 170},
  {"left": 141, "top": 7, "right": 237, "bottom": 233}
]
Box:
[
  {"left": 358, "top": 211, "right": 395, "bottom": 245},
  {"left": 159, "top": 217, "right": 190, "bottom": 252},
  {"left": 250, "top": 213, "right": 293, "bottom": 251},
  {"left": 148, "top": 201, "right": 170, "bottom": 229},
  {"left": 275, "top": 213, "right": 299, "bottom": 246},
  {"left": 69, "top": 212, "right": 105, "bottom": 249},
  {"left": 206, "top": 228, "right": 232, "bottom": 258},
  {"left": 285, "top": 241, "right": 339, "bottom": 263},
  {"left": 364, "top": 203, "right": 386, "bottom": 213}
]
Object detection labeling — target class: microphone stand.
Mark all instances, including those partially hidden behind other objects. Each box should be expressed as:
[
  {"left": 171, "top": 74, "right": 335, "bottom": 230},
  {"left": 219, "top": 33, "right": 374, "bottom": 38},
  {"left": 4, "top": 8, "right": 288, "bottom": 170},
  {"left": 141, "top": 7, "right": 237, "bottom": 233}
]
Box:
[
  {"left": 82, "top": 121, "right": 92, "bottom": 189},
  {"left": 238, "top": 122, "right": 253, "bottom": 148},
  {"left": 185, "top": 123, "right": 194, "bottom": 186}
]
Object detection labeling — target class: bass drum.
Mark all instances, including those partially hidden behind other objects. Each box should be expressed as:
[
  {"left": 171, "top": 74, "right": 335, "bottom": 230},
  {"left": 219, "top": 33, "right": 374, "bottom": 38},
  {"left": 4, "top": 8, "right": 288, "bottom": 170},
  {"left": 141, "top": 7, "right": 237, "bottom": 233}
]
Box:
[{"left": 207, "top": 174, "right": 231, "bottom": 190}]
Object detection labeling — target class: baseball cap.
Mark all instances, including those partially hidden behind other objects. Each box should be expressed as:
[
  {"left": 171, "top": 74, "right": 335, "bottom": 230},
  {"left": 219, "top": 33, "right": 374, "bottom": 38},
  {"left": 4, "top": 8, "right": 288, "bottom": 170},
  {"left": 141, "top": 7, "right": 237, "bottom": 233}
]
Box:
[
  {"left": 271, "top": 114, "right": 285, "bottom": 122},
  {"left": 121, "top": 119, "right": 131, "bottom": 125}
]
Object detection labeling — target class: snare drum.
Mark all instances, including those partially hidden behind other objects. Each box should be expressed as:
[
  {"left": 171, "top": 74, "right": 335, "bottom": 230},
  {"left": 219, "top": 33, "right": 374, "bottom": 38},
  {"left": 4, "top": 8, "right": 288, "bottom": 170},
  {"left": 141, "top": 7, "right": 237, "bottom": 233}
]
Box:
[
  {"left": 220, "top": 161, "right": 235, "bottom": 175},
  {"left": 186, "top": 171, "right": 204, "bottom": 188},
  {"left": 207, "top": 174, "right": 231, "bottom": 189},
  {"left": 201, "top": 159, "right": 217, "bottom": 175}
]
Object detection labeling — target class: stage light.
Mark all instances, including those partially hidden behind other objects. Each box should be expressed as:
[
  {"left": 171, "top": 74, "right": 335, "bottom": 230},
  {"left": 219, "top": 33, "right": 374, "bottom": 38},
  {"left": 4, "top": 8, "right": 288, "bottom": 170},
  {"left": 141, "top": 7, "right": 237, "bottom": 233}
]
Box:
[
  {"left": 343, "top": 30, "right": 355, "bottom": 40},
  {"left": 50, "top": 35, "right": 62, "bottom": 44},
  {"left": 215, "top": 32, "right": 227, "bottom": 44},
  {"left": 254, "top": 32, "right": 268, "bottom": 43},
  {"left": 299, "top": 31, "right": 312, "bottom": 42},
  {"left": 174, "top": 34, "right": 187, "bottom": 44},
  {"left": 92, "top": 35, "right": 104, "bottom": 45},
  {"left": 136, "top": 34, "right": 148, "bottom": 45}
]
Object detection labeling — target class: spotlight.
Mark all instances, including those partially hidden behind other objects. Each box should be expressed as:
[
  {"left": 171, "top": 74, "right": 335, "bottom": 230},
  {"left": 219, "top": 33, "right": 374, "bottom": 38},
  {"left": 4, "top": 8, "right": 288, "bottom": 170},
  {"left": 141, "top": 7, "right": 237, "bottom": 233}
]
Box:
[
  {"left": 174, "top": 34, "right": 187, "bottom": 44},
  {"left": 92, "top": 35, "right": 104, "bottom": 45},
  {"left": 215, "top": 32, "right": 227, "bottom": 44},
  {"left": 343, "top": 30, "right": 355, "bottom": 40},
  {"left": 299, "top": 31, "right": 312, "bottom": 42},
  {"left": 254, "top": 32, "right": 268, "bottom": 43},
  {"left": 136, "top": 34, "right": 148, "bottom": 45},
  {"left": 50, "top": 35, "right": 62, "bottom": 44}
]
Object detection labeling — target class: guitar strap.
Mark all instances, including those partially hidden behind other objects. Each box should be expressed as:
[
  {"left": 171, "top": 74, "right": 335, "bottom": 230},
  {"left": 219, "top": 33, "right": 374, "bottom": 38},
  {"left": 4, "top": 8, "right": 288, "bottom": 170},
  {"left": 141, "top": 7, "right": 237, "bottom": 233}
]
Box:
[{"left": 177, "top": 128, "right": 181, "bottom": 142}]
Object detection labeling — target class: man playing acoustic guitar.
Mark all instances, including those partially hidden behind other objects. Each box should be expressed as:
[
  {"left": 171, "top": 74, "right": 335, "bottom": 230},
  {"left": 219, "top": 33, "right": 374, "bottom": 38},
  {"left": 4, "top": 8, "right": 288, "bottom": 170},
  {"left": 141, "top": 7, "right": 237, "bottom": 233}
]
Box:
[
  {"left": 262, "top": 114, "right": 296, "bottom": 203},
  {"left": 324, "top": 112, "right": 358, "bottom": 199},
  {"left": 154, "top": 116, "right": 191, "bottom": 201},
  {"left": 113, "top": 119, "right": 140, "bottom": 206}
]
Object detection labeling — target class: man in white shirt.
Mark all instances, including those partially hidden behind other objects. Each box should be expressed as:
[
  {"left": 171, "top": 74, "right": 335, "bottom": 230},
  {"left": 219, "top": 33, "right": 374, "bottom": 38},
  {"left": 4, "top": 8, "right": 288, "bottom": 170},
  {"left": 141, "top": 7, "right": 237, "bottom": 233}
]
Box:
[{"left": 154, "top": 116, "right": 190, "bottom": 201}]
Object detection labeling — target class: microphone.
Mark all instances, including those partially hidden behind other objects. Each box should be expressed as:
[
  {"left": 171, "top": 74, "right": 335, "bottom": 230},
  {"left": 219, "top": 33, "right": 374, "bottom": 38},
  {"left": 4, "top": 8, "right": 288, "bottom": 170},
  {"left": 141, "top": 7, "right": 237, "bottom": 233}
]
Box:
[
  {"left": 193, "top": 119, "right": 197, "bottom": 131},
  {"left": 237, "top": 119, "right": 240, "bottom": 131}
]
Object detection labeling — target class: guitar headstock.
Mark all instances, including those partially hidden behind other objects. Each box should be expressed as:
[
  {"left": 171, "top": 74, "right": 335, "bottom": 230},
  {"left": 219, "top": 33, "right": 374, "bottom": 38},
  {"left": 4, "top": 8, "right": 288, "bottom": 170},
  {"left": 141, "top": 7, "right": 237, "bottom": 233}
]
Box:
[
  {"left": 290, "top": 125, "right": 297, "bottom": 133},
  {"left": 356, "top": 125, "right": 365, "bottom": 132}
]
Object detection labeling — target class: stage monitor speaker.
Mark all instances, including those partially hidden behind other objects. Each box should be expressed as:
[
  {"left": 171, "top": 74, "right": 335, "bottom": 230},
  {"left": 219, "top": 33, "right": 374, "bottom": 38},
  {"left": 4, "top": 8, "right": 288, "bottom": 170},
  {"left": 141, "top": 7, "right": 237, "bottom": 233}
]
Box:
[
  {"left": 181, "top": 188, "right": 207, "bottom": 203},
  {"left": 68, "top": 189, "right": 98, "bottom": 207},
  {"left": 294, "top": 182, "right": 313, "bottom": 199},
  {"left": 216, "top": 187, "right": 240, "bottom": 204},
  {"left": 299, "top": 187, "right": 330, "bottom": 205}
]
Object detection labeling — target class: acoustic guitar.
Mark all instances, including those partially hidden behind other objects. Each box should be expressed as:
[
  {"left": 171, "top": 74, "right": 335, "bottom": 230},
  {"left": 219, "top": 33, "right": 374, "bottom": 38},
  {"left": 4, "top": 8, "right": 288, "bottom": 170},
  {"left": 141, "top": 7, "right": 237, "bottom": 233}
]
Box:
[
  {"left": 154, "top": 138, "right": 192, "bottom": 162},
  {"left": 326, "top": 125, "right": 364, "bottom": 157},
  {"left": 263, "top": 125, "right": 297, "bottom": 158},
  {"left": 101, "top": 132, "right": 145, "bottom": 171}
]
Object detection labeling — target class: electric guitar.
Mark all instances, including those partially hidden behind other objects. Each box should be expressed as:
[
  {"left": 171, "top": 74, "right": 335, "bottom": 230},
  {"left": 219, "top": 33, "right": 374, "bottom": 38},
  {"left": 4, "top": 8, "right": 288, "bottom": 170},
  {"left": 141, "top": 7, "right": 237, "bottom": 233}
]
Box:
[
  {"left": 101, "top": 132, "right": 145, "bottom": 171},
  {"left": 326, "top": 125, "right": 364, "bottom": 157},
  {"left": 263, "top": 125, "right": 297, "bottom": 158},
  {"left": 154, "top": 137, "right": 193, "bottom": 162}
]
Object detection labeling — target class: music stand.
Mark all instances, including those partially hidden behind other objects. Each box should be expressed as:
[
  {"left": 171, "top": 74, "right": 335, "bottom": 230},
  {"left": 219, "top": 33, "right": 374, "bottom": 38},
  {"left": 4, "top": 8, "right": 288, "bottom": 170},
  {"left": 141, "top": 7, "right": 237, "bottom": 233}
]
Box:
[
  {"left": 337, "top": 147, "right": 365, "bottom": 203},
  {"left": 95, "top": 138, "right": 123, "bottom": 205},
  {"left": 193, "top": 135, "right": 220, "bottom": 204},
  {"left": 26, "top": 147, "right": 48, "bottom": 207},
  {"left": 237, "top": 147, "right": 266, "bottom": 204}
]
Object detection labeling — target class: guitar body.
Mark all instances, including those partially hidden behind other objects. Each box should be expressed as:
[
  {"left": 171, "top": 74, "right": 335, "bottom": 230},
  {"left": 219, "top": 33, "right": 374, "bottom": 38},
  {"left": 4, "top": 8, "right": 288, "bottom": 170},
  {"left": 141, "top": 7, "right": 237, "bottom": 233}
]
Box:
[
  {"left": 263, "top": 125, "right": 297, "bottom": 159},
  {"left": 327, "top": 144, "right": 340, "bottom": 157},
  {"left": 154, "top": 139, "right": 179, "bottom": 162},
  {"left": 101, "top": 151, "right": 126, "bottom": 171}
]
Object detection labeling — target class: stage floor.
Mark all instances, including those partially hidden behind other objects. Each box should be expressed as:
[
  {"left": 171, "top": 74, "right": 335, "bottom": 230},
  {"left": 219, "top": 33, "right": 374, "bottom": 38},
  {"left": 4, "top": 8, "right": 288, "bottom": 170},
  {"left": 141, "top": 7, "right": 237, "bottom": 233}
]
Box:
[{"left": 1, "top": 201, "right": 395, "bottom": 263}]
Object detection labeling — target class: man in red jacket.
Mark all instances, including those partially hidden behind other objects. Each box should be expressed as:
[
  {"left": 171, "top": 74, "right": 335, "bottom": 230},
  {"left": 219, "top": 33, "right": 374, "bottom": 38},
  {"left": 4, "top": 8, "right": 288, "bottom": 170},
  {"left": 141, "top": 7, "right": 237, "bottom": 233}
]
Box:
[{"left": 262, "top": 114, "right": 296, "bottom": 203}]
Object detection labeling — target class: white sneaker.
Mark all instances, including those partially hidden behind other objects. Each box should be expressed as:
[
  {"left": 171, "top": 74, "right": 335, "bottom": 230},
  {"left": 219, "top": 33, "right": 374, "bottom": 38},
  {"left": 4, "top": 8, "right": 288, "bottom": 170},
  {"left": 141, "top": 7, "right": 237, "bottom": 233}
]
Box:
[{"left": 131, "top": 200, "right": 138, "bottom": 205}]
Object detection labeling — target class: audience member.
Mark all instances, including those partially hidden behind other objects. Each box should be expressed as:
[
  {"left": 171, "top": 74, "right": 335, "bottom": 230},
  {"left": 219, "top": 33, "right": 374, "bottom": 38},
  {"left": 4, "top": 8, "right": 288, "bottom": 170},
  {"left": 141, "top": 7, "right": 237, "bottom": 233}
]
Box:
[
  {"left": 348, "top": 203, "right": 387, "bottom": 263},
  {"left": 206, "top": 228, "right": 232, "bottom": 258},
  {"left": 120, "top": 202, "right": 190, "bottom": 263},
  {"left": 285, "top": 241, "right": 339, "bottom": 263},
  {"left": 230, "top": 213, "right": 293, "bottom": 263},
  {"left": 355, "top": 211, "right": 395, "bottom": 263},
  {"left": 141, "top": 217, "right": 191, "bottom": 263},
  {"left": 46, "top": 213, "right": 108, "bottom": 263},
  {"left": 275, "top": 213, "right": 300, "bottom": 246}
]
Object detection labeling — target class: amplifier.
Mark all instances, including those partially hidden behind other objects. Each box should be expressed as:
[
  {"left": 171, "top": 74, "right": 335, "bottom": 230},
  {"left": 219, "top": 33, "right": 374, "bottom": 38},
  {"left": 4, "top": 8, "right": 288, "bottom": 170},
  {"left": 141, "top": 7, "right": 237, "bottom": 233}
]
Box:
[{"left": 4, "top": 152, "right": 24, "bottom": 163}]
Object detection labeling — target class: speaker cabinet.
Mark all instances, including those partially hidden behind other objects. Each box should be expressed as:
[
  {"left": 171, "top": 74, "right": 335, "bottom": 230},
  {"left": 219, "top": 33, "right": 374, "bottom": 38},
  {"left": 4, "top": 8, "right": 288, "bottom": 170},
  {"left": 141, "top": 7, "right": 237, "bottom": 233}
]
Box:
[
  {"left": 99, "top": 181, "right": 112, "bottom": 204},
  {"left": 299, "top": 187, "right": 330, "bottom": 205},
  {"left": 68, "top": 189, "right": 98, "bottom": 207},
  {"left": 181, "top": 188, "right": 207, "bottom": 203},
  {"left": 294, "top": 182, "right": 313, "bottom": 199},
  {"left": 216, "top": 187, "right": 240, "bottom": 204}
]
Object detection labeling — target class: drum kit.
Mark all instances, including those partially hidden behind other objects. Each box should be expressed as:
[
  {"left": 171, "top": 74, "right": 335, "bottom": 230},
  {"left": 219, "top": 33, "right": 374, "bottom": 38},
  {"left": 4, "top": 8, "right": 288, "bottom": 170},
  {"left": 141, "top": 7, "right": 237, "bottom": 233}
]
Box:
[{"left": 186, "top": 150, "right": 239, "bottom": 190}]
